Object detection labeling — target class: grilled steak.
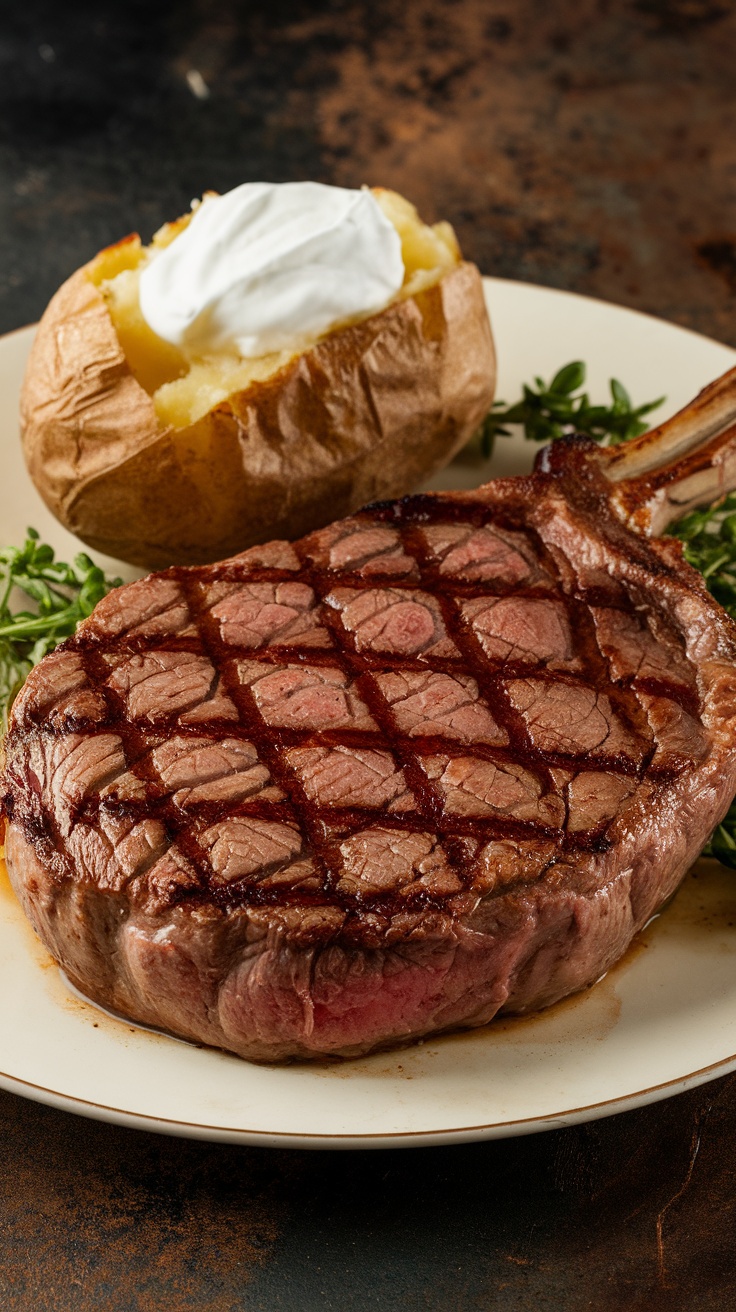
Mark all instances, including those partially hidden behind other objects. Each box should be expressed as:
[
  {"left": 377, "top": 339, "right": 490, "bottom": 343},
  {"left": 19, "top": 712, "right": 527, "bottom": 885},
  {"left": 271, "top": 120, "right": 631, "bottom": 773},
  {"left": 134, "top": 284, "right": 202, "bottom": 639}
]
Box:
[{"left": 5, "top": 368, "right": 736, "bottom": 1063}]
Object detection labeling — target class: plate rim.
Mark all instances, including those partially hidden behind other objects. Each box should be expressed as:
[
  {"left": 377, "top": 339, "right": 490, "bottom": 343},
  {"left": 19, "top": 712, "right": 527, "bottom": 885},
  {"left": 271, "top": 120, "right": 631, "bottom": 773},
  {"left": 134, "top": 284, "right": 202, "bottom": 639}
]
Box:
[
  {"left": 483, "top": 274, "right": 736, "bottom": 351},
  {"left": 1, "top": 1047, "right": 736, "bottom": 1150}
]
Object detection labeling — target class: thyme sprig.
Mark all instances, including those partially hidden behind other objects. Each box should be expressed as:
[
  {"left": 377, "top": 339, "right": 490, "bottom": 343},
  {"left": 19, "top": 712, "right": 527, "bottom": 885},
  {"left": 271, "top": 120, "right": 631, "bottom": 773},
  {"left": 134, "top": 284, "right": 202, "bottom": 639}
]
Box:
[
  {"left": 670, "top": 493, "right": 736, "bottom": 622},
  {"left": 669, "top": 496, "right": 736, "bottom": 867},
  {"left": 0, "top": 529, "right": 120, "bottom": 730},
  {"left": 471, "top": 360, "right": 665, "bottom": 459}
]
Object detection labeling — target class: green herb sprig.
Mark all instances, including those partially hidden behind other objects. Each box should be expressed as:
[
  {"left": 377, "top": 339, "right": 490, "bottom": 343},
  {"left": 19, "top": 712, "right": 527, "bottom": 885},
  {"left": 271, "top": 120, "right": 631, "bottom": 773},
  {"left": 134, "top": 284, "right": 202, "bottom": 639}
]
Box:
[
  {"left": 669, "top": 492, "right": 736, "bottom": 622},
  {"left": 471, "top": 360, "right": 665, "bottom": 460},
  {"left": 669, "top": 495, "right": 736, "bottom": 867},
  {"left": 0, "top": 529, "right": 120, "bottom": 730}
]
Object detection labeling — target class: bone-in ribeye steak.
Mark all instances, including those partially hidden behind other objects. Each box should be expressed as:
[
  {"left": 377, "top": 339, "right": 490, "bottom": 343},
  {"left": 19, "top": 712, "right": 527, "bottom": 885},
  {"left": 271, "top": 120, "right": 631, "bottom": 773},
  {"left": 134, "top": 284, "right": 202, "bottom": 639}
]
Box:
[{"left": 5, "top": 369, "right": 736, "bottom": 1062}]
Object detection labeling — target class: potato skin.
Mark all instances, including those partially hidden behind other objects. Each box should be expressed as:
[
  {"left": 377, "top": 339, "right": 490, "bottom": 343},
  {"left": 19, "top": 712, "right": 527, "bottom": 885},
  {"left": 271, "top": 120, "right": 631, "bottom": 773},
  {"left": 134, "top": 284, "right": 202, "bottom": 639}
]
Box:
[{"left": 21, "top": 259, "right": 496, "bottom": 569}]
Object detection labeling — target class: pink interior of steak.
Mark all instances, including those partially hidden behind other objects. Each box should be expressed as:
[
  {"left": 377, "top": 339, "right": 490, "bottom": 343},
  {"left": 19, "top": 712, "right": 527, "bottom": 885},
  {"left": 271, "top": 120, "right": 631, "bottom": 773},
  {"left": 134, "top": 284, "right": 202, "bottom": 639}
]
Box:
[{"left": 7, "top": 492, "right": 704, "bottom": 935}]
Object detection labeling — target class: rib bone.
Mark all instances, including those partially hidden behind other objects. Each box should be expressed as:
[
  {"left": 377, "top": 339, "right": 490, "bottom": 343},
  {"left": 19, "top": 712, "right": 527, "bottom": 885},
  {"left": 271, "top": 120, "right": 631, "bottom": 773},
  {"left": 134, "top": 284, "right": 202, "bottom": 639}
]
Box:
[{"left": 595, "top": 365, "right": 736, "bottom": 536}]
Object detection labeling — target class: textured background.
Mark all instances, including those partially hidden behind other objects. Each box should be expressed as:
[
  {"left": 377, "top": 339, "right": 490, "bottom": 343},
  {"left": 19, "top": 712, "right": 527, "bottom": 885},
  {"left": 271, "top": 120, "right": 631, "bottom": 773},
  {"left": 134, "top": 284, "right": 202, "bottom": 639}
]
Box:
[
  {"left": 1, "top": 0, "right": 736, "bottom": 344},
  {"left": 1, "top": 1, "right": 736, "bottom": 1308}
]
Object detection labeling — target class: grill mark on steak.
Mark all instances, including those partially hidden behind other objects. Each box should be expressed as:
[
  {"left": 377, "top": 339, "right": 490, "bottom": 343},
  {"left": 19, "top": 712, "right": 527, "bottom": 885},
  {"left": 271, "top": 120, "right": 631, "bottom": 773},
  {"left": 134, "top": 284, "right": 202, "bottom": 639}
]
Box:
[
  {"left": 7, "top": 435, "right": 729, "bottom": 928},
  {"left": 68, "top": 642, "right": 219, "bottom": 895},
  {"left": 48, "top": 516, "right": 613, "bottom": 918},
  {"left": 12, "top": 499, "right": 691, "bottom": 914},
  {"left": 398, "top": 524, "right": 543, "bottom": 751},
  {"left": 373, "top": 670, "right": 508, "bottom": 746},
  {"left": 548, "top": 596, "right": 658, "bottom": 776},
  {"left": 177, "top": 569, "right": 347, "bottom": 899},
  {"left": 287, "top": 540, "right": 475, "bottom": 892},
  {"left": 312, "top": 515, "right": 605, "bottom": 889}
]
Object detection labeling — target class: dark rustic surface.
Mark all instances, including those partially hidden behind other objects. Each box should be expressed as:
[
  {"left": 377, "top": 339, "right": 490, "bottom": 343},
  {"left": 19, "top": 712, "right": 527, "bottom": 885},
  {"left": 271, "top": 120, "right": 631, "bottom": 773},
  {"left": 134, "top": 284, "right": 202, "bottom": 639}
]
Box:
[{"left": 1, "top": 1, "right": 736, "bottom": 1308}]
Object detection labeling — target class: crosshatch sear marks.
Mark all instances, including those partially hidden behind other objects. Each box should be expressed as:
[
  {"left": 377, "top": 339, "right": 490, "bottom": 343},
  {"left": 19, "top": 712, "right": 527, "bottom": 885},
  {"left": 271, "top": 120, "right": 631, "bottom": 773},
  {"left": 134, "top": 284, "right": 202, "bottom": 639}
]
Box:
[{"left": 5, "top": 494, "right": 705, "bottom": 919}]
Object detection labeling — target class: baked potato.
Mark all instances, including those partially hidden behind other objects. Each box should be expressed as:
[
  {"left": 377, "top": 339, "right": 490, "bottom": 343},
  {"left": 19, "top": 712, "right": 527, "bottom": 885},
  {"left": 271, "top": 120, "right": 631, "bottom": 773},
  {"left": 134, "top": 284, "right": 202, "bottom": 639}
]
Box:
[{"left": 21, "top": 188, "right": 496, "bottom": 570}]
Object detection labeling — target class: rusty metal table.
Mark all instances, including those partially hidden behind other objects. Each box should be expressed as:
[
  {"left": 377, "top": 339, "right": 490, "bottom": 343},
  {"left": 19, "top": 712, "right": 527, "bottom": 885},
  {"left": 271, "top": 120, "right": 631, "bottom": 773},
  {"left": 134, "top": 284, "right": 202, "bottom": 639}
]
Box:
[{"left": 1, "top": 2, "right": 735, "bottom": 1308}]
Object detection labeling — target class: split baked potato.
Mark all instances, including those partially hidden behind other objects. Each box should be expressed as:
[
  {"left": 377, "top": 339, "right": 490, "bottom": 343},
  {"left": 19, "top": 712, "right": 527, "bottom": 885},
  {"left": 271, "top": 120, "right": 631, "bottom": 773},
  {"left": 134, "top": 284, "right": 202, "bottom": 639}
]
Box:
[{"left": 21, "top": 189, "right": 496, "bottom": 569}]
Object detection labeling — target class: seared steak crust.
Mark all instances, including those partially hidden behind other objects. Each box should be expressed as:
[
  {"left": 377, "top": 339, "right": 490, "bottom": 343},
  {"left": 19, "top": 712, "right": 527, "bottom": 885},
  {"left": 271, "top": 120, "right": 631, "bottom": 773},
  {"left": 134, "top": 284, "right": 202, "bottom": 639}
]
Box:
[{"left": 5, "top": 453, "right": 736, "bottom": 1061}]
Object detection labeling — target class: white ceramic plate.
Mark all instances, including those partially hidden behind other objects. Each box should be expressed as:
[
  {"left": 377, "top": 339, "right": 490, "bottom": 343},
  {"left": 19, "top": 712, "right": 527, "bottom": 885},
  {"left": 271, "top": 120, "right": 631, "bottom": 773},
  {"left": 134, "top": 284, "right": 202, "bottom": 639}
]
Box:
[{"left": 1, "top": 278, "right": 736, "bottom": 1150}]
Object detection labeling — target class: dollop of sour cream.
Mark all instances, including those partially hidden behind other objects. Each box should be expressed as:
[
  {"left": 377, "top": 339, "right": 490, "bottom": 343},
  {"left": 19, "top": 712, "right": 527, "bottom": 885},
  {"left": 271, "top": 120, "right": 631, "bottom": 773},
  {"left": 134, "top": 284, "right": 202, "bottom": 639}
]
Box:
[{"left": 138, "top": 181, "right": 405, "bottom": 358}]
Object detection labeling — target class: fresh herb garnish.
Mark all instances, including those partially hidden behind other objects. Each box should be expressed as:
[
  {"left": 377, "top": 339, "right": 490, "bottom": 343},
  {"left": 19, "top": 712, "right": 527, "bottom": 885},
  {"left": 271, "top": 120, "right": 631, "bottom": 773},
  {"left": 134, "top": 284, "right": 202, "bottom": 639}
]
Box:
[
  {"left": 471, "top": 360, "right": 665, "bottom": 459},
  {"left": 668, "top": 495, "right": 736, "bottom": 867},
  {"left": 669, "top": 492, "right": 736, "bottom": 622},
  {"left": 0, "top": 529, "right": 120, "bottom": 730}
]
